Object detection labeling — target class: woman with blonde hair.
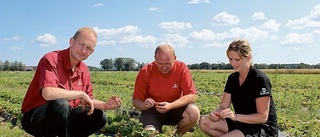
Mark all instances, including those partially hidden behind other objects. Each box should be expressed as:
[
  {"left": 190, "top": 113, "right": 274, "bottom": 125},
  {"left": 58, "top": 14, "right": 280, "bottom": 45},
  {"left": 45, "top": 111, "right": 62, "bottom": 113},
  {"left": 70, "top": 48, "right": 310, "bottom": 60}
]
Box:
[{"left": 199, "top": 39, "right": 278, "bottom": 137}]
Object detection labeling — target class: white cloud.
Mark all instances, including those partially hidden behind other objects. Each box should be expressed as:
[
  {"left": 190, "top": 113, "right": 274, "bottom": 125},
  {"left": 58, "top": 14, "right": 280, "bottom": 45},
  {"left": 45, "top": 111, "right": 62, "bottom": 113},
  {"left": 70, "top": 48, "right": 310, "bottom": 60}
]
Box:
[
  {"left": 11, "top": 46, "right": 21, "bottom": 50},
  {"left": 203, "top": 42, "right": 224, "bottom": 48},
  {"left": 93, "top": 3, "right": 104, "bottom": 7},
  {"left": 93, "top": 26, "right": 156, "bottom": 47},
  {"left": 161, "top": 34, "right": 189, "bottom": 48},
  {"left": 310, "top": 4, "right": 320, "bottom": 19},
  {"left": 313, "top": 30, "right": 320, "bottom": 36},
  {"left": 280, "top": 33, "right": 314, "bottom": 45},
  {"left": 3, "top": 38, "right": 10, "bottom": 41},
  {"left": 211, "top": 12, "right": 239, "bottom": 26},
  {"left": 286, "top": 4, "right": 320, "bottom": 29},
  {"left": 159, "top": 21, "right": 192, "bottom": 32},
  {"left": 12, "top": 35, "right": 21, "bottom": 40},
  {"left": 94, "top": 26, "right": 140, "bottom": 39},
  {"left": 286, "top": 17, "right": 320, "bottom": 29},
  {"left": 187, "top": 0, "right": 210, "bottom": 4},
  {"left": 229, "top": 27, "right": 269, "bottom": 42},
  {"left": 119, "top": 35, "right": 157, "bottom": 45},
  {"left": 149, "top": 7, "right": 161, "bottom": 12},
  {"left": 252, "top": 12, "right": 267, "bottom": 20},
  {"left": 97, "top": 40, "right": 116, "bottom": 46},
  {"left": 259, "top": 20, "right": 280, "bottom": 32},
  {"left": 35, "top": 33, "right": 57, "bottom": 45},
  {"left": 190, "top": 29, "right": 215, "bottom": 41},
  {"left": 3, "top": 35, "right": 21, "bottom": 41}
]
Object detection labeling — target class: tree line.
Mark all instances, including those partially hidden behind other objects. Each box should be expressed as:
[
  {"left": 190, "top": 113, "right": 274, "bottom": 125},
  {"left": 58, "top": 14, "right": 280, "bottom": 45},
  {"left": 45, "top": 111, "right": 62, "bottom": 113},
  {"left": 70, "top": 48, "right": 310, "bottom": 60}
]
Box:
[
  {"left": 1, "top": 58, "right": 320, "bottom": 71},
  {"left": 98, "top": 58, "right": 320, "bottom": 71},
  {"left": 0, "top": 60, "right": 26, "bottom": 71}
]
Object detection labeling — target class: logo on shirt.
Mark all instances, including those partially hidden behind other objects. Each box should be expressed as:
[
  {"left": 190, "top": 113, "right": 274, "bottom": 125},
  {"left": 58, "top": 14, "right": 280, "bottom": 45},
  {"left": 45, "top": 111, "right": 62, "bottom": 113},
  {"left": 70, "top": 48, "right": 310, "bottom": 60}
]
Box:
[
  {"left": 173, "top": 84, "right": 178, "bottom": 88},
  {"left": 260, "top": 88, "right": 269, "bottom": 95}
]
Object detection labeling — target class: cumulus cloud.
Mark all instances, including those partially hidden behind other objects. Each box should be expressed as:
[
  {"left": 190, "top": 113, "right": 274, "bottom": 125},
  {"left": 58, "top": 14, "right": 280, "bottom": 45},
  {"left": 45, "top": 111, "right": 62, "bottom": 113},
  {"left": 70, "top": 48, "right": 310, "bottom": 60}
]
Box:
[
  {"left": 159, "top": 21, "right": 192, "bottom": 32},
  {"left": 211, "top": 12, "right": 239, "bottom": 26},
  {"left": 93, "top": 26, "right": 157, "bottom": 47},
  {"left": 149, "top": 7, "right": 161, "bottom": 12},
  {"left": 35, "top": 33, "right": 57, "bottom": 46},
  {"left": 94, "top": 26, "right": 140, "bottom": 38},
  {"left": 93, "top": 3, "right": 104, "bottom": 7},
  {"left": 161, "top": 34, "right": 189, "bottom": 48},
  {"left": 190, "top": 29, "right": 215, "bottom": 41},
  {"left": 252, "top": 12, "right": 267, "bottom": 20},
  {"left": 310, "top": 4, "right": 320, "bottom": 19},
  {"left": 286, "top": 4, "right": 320, "bottom": 29},
  {"left": 313, "top": 30, "right": 320, "bottom": 35},
  {"left": 228, "top": 27, "right": 269, "bottom": 42},
  {"left": 203, "top": 42, "right": 224, "bottom": 48},
  {"left": 187, "top": 0, "right": 210, "bottom": 4},
  {"left": 3, "top": 35, "right": 21, "bottom": 41},
  {"left": 11, "top": 46, "right": 21, "bottom": 50},
  {"left": 119, "top": 35, "right": 157, "bottom": 45},
  {"left": 97, "top": 40, "right": 116, "bottom": 46},
  {"left": 259, "top": 20, "right": 280, "bottom": 32},
  {"left": 280, "top": 33, "right": 314, "bottom": 45}
]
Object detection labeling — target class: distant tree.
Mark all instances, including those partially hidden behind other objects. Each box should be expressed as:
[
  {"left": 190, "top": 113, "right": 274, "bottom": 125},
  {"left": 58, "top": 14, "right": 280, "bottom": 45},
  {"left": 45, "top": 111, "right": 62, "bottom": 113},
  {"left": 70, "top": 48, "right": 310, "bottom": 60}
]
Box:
[
  {"left": 88, "top": 66, "right": 101, "bottom": 71},
  {"left": 18, "top": 61, "right": 26, "bottom": 71},
  {"left": 189, "top": 63, "right": 200, "bottom": 70},
  {"left": 137, "top": 62, "right": 146, "bottom": 70},
  {"left": 124, "top": 58, "right": 136, "bottom": 71},
  {"left": 0, "top": 60, "right": 2, "bottom": 71},
  {"left": 3, "top": 60, "right": 10, "bottom": 71},
  {"left": 100, "top": 58, "right": 113, "bottom": 71},
  {"left": 199, "top": 62, "right": 211, "bottom": 70},
  {"left": 114, "top": 58, "right": 125, "bottom": 71}
]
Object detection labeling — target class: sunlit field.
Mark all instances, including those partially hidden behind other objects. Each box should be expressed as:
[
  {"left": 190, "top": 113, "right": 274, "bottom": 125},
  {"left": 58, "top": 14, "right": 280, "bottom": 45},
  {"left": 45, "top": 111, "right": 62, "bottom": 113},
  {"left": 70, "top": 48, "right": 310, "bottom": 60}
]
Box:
[{"left": 1, "top": 70, "right": 320, "bottom": 136}]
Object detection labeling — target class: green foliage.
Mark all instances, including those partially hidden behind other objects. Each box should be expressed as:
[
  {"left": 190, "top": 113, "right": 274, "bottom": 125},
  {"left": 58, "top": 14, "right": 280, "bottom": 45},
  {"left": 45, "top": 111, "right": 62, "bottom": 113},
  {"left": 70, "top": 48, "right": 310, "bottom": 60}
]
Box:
[{"left": 0, "top": 71, "right": 320, "bottom": 136}]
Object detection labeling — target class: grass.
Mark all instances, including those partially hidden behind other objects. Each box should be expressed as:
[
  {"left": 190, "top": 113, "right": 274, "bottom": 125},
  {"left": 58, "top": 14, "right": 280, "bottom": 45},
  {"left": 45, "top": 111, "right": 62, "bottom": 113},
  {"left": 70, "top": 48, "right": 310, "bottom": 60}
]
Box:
[{"left": 0, "top": 70, "right": 320, "bottom": 136}]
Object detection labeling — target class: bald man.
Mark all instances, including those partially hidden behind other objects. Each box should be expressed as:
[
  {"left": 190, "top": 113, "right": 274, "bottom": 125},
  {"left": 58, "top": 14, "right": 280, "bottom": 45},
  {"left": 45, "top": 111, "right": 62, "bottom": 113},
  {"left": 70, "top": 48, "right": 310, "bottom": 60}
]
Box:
[{"left": 132, "top": 44, "right": 200, "bottom": 136}]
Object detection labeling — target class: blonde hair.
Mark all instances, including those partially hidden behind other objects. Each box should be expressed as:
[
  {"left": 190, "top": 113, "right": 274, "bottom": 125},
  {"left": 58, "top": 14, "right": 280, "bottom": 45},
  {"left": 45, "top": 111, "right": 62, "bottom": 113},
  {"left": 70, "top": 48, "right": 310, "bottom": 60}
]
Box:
[{"left": 227, "top": 39, "right": 252, "bottom": 59}]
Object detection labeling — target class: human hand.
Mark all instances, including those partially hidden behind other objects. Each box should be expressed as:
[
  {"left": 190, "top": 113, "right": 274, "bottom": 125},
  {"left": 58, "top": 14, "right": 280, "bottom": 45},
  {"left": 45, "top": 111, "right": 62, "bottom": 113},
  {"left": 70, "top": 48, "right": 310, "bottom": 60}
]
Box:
[
  {"left": 80, "top": 93, "right": 94, "bottom": 115},
  {"left": 208, "top": 111, "right": 223, "bottom": 122},
  {"left": 155, "top": 102, "right": 170, "bottom": 113},
  {"left": 219, "top": 108, "right": 236, "bottom": 121},
  {"left": 105, "top": 95, "right": 122, "bottom": 110},
  {"left": 143, "top": 98, "right": 155, "bottom": 109}
]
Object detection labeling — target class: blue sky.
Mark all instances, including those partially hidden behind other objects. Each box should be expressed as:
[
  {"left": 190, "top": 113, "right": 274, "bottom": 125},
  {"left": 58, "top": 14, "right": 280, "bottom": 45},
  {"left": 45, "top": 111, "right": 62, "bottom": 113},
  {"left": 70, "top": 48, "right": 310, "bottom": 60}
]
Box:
[{"left": 1, "top": 0, "right": 320, "bottom": 67}]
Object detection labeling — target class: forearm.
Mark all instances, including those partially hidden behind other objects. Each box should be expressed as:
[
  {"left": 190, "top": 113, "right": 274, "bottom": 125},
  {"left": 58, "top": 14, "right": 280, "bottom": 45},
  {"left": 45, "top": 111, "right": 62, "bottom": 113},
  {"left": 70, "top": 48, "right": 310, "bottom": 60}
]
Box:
[
  {"left": 132, "top": 98, "right": 147, "bottom": 111},
  {"left": 235, "top": 113, "right": 268, "bottom": 124},
  {"left": 92, "top": 99, "right": 104, "bottom": 109},
  {"left": 170, "top": 94, "right": 196, "bottom": 109},
  {"left": 42, "top": 87, "right": 85, "bottom": 101}
]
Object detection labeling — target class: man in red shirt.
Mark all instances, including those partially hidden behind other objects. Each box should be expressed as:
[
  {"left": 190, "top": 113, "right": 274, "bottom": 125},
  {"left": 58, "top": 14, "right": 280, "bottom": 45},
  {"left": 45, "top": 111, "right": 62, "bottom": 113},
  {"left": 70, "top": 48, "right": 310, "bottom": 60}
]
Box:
[
  {"left": 132, "top": 44, "right": 200, "bottom": 136},
  {"left": 21, "top": 27, "right": 122, "bottom": 137}
]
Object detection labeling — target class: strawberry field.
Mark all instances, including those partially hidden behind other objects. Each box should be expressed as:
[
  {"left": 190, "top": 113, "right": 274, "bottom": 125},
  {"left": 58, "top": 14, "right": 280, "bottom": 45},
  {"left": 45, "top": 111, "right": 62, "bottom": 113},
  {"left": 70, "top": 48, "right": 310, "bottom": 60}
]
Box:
[{"left": 0, "top": 71, "right": 319, "bottom": 136}]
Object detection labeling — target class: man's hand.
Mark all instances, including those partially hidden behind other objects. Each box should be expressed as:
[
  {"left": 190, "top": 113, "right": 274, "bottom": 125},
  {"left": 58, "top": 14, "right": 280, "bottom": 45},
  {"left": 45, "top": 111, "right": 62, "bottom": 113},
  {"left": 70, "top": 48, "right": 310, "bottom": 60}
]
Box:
[
  {"left": 143, "top": 98, "right": 156, "bottom": 110},
  {"left": 80, "top": 93, "right": 94, "bottom": 115},
  {"left": 155, "top": 102, "right": 170, "bottom": 113},
  {"left": 104, "top": 95, "right": 122, "bottom": 110}
]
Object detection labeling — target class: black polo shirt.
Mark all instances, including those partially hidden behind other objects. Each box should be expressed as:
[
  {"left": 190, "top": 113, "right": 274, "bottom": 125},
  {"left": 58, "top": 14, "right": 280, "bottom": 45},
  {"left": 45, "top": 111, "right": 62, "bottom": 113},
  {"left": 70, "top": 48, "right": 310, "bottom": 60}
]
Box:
[{"left": 224, "top": 66, "right": 278, "bottom": 130}]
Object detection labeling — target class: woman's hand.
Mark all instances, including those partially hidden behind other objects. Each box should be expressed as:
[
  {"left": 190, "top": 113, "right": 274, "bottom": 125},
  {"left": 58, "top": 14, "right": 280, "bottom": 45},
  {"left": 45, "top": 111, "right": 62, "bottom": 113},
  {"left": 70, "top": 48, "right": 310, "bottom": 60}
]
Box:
[
  {"left": 219, "top": 108, "right": 237, "bottom": 121},
  {"left": 208, "top": 111, "right": 223, "bottom": 122}
]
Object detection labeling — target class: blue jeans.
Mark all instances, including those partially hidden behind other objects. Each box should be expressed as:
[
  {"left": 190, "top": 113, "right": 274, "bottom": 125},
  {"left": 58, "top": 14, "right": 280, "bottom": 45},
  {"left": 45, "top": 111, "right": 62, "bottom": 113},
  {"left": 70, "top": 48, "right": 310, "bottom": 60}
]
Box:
[{"left": 21, "top": 99, "right": 107, "bottom": 137}]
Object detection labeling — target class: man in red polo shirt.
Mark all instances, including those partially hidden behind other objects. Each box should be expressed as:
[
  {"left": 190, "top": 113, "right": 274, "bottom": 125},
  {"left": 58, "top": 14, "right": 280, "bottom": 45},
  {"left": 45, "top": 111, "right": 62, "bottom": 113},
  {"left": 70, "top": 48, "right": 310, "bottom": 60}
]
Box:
[
  {"left": 21, "top": 27, "right": 122, "bottom": 137},
  {"left": 132, "top": 44, "right": 200, "bottom": 136}
]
